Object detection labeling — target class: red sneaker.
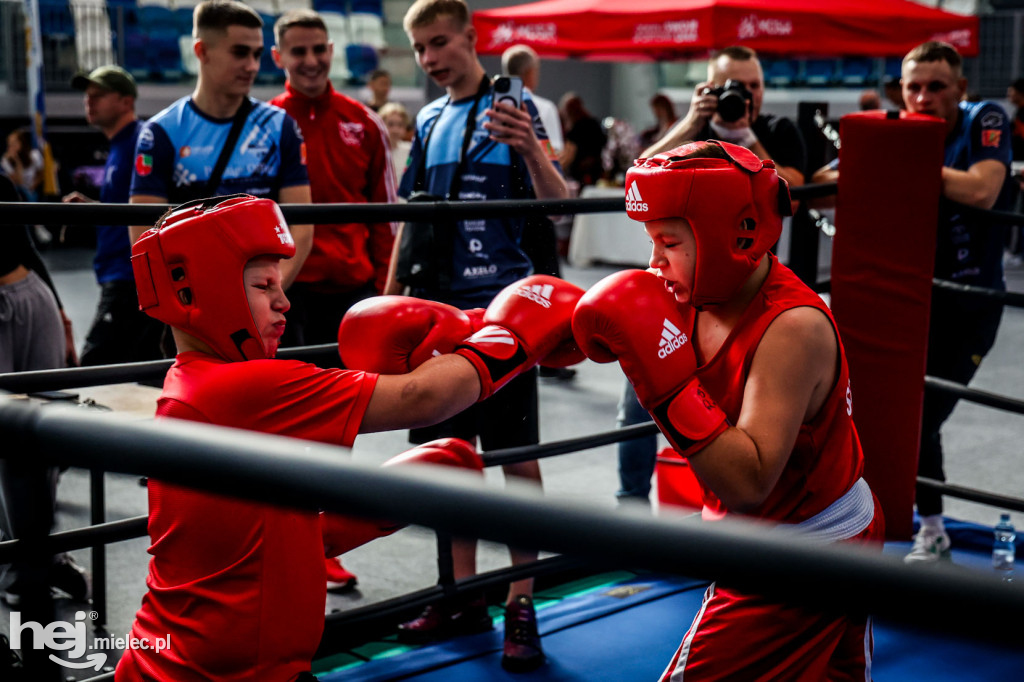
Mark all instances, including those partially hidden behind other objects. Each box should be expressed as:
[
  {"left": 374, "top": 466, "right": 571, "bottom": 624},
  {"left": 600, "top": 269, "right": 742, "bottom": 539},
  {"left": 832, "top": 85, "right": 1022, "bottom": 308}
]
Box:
[
  {"left": 501, "top": 594, "right": 545, "bottom": 672},
  {"left": 325, "top": 557, "right": 357, "bottom": 592}
]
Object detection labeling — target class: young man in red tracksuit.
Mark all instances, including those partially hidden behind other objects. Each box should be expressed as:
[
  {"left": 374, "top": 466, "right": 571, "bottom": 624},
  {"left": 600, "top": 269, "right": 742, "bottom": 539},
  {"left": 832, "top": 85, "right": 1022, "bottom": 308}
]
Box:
[
  {"left": 116, "top": 194, "right": 582, "bottom": 681},
  {"left": 270, "top": 7, "right": 397, "bottom": 590},
  {"left": 572, "top": 140, "right": 884, "bottom": 680},
  {"left": 270, "top": 9, "right": 397, "bottom": 349}
]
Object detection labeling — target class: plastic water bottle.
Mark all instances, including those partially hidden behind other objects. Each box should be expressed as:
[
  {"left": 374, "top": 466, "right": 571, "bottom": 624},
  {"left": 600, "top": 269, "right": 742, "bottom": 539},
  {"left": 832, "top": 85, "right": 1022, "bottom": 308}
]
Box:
[{"left": 992, "top": 513, "right": 1015, "bottom": 582}]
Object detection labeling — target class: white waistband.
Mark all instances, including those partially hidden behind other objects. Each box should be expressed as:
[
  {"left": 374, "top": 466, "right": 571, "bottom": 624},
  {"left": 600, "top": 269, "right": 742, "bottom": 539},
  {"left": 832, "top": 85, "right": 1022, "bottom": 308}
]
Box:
[{"left": 794, "top": 477, "right": 875, "bottom": 543}]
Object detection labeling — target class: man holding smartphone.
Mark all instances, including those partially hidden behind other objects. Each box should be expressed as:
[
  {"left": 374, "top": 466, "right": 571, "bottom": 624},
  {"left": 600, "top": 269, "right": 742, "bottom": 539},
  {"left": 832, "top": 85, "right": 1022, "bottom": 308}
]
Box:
[{"left": 386, "top": 0, "right": 567, "bottom": 672}]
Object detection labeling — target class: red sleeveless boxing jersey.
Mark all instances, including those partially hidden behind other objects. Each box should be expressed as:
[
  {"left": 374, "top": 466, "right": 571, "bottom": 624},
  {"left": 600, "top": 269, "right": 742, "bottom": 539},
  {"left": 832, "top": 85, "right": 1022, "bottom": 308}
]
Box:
[{"left": 695, "top": 255, "right": 864, "bottom": 524}]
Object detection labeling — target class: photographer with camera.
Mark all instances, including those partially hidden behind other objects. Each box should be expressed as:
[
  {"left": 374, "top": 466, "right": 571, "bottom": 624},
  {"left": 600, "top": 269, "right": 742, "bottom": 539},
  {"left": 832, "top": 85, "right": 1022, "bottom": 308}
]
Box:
[{"left": 642, "top": 46, "right": 807, "bottom": 194}]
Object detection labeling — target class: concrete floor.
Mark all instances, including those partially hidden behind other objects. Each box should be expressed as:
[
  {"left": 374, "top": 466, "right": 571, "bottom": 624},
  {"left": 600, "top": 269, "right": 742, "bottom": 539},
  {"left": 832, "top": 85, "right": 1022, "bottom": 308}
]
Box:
[{"left": 2, "top": 240, "right": 1023, "bottom": 678}]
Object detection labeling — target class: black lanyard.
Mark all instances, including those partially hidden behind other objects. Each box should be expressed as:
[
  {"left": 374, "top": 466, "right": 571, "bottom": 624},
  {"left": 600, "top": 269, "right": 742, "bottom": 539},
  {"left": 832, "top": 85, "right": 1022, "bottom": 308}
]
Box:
[{"left": 413, "top": 74, "right": 492, "bottom": 199}]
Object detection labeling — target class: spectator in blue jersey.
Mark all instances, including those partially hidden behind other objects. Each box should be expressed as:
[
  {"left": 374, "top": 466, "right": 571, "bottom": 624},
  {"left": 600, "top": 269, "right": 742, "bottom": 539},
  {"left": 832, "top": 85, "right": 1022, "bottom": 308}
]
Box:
[
  {"left": 827, "top": 41, "right": 1013, "bottom": 562},
  {"left": 387, "top": 0, "right": 568, "bottom": 672},
  {"left": 899, "top": 42, "right": 1013, "bottom": 563},
  {"left": 64, "top": 66, "right": 164, "bottom": 365},
  {"left": 128, "top": 0, "right": 313, "bottom": 289}
]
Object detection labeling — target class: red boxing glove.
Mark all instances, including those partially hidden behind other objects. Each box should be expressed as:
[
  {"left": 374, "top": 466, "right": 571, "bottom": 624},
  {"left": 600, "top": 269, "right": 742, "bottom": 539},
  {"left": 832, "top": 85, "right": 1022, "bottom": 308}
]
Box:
[
  {"left": 338, "top": 296, "right": 475, "bottom": 374},
  {"left": 321, "top": 438, "right": 481, "bottom": 556},
  {"left": 572, "top": 270, "right": 728, "bottom": 457},
  {"left": 456, "top": 275, "right": 584, "bottom": 399}
]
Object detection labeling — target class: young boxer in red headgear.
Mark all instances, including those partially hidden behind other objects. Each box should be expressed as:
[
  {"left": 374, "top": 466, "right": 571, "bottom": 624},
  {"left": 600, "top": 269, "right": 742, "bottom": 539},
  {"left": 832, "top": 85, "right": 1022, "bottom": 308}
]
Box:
[
  {"left": 119, "top": 194, "right": 583, "bottom": 681},
  {"left": 572, "top": 140, "right": 884, "bottom": 680}
]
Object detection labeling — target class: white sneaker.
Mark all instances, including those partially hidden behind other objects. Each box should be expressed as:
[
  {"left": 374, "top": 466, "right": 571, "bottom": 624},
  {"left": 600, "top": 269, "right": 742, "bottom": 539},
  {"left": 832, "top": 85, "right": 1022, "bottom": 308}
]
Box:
[{"left": 904, "top": 528, "right": 952, "bottom": 563}]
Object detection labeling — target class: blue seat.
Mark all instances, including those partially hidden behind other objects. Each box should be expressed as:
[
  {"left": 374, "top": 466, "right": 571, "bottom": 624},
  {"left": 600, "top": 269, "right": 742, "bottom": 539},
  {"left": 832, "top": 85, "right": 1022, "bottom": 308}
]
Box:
[
  {"left": 840, "top": 57, "right": 873, "bottom": 86},
  {"left": 258, "top": 15, "right": 285, "bottom": 84},
  {"left": 345, "top": 44, "right": 379, "bottom": 83},
  {"left": 313, "top": 0, "right": 348, "bottom": 15},
  {"left": 762, "top": 57, "right": 798, "bottom": 87},
  {"left": 803, "top": 59, "right": 837, "bottom": 87},
  {"left": 38, "top": 0, "right": 75, "bottom": 38},
  {"left": 884, "top": 57, "right": 902, "bottom": 81}
]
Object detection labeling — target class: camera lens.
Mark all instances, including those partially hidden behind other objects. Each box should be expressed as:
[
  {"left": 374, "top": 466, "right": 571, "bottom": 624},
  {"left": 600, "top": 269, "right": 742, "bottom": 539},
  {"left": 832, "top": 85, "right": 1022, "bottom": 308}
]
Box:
[
  {"left": 495, "top": 79, "right": 510, "bottom": 93},
  {"left": 717, "top": 91, "right": 747, "bottom": 123}
]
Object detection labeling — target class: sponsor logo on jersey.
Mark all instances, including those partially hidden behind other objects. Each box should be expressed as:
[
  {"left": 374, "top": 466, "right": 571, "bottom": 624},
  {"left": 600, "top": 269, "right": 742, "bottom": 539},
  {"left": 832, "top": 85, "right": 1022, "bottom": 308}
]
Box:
[
  {"left": 135, "top": 154, "right": 152, "bottom": 177},
  {"left": 179, "top": 146, "right": 191, "bottom": 158},
  {"left": 300, "top": 142, "right": 307, "bottom": 166},
  {"left": 981, "top": 111, "right": 1005, "bottom": 128},
  {"left": 515, "top": 282, "right": 554, "bottom": 308},
  {"left": 982, "top": 129, "right": 1002, "bottom": 147},
  {"left": 625, "top": 182, "right": 648, "bottom": 212},
  {"left": 338, "top": 122, "right": 365, "bottom": 146},
  {"left": 657, "top": 318, "right": 688, "bottom": 358},
  {"left": 464, "top": 264, "right": 499, "bottom": 277}
]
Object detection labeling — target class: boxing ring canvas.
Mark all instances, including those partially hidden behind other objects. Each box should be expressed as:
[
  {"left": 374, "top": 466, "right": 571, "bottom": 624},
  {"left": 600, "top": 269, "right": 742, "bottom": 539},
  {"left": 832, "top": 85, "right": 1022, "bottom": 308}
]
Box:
[{"left": 317, "top": 532, "right": 1024, "bottom": 682}]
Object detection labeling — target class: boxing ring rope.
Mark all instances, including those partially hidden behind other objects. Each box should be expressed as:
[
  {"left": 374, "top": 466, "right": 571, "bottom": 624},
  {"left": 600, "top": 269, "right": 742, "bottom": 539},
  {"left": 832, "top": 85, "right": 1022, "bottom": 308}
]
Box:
[{"left": 2, "top": 397, "right": 1023, "bottom": 650}]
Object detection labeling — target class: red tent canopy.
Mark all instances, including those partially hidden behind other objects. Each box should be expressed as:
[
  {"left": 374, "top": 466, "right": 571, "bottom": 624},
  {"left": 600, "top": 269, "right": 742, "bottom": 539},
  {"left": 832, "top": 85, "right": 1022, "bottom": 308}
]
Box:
[{"left": 473, "top": 0, "right": 978, "bottom": 60}]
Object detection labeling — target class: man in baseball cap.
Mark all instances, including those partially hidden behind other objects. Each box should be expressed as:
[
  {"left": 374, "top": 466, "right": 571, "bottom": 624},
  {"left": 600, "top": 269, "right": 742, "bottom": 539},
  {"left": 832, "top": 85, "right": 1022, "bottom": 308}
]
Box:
[{"left": 71, "top": 64, "right": 138, "bottom": 98}]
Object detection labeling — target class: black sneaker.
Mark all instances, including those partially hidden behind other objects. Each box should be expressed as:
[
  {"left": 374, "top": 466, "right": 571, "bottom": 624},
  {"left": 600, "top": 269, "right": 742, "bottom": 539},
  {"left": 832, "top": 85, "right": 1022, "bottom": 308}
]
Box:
[
  {"left": 50, "top": 555, "right": 89, "bottom": 602},
  {"left": 501, "top": 594, "right": 545, "bottom": 672},
  {"left": 396, "top": 598, "right": 492, "bottom": 644}
]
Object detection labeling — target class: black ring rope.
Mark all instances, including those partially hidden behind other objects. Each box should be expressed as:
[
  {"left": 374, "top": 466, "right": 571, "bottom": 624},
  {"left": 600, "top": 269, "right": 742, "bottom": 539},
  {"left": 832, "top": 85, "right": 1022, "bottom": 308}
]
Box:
[
  {"left": 917, "top": 476, "right": 1024, "bottom": 514},
  {"left": 0, "top": 181, "right": 827, "bottom": 227},
  {"left": 0, "top": 343, "right": 338, "bottom": 394},
  {"left": 0, "top": 515, "right": 147, "bottom": 563},
  {"left": 1, "top": 399, "right": 1023, "bottom": 649},
  {"left": 810, "top": 277, "right": 1024, "bottom": 310},
  {"left": 482, "top": 422, "right": 661, "bottom": 467},
  {"left": 3, "top": 181, "right": 1022, "bottom": 229},
  {"left": 931, "top": 277, "right": 1024, "bottom": 306},
  {"left": 924, "top": 376, "right": 1024, "bottom": 416}
]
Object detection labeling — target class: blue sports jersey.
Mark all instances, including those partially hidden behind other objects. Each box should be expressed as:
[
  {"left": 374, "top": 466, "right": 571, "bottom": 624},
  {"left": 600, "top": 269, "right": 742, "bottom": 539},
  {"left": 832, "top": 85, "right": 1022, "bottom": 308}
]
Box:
[
  {"left": 939, "top": 100, "right": 1013, "bottom": 290},
  {"left": 94, "top": 120, "right": 141, "bottom": 283},
  {"left": 130, "top": 96, "right": 308, "bottom": 204},
  {"left": 399, "top": 88, "right": 560, "bottom": 309}
]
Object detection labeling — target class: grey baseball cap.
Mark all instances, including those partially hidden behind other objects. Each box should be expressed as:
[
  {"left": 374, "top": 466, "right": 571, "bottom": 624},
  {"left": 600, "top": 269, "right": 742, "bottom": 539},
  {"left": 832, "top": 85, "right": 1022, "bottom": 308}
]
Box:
[{"left": 71, "top": 65, "right": 138, "bottom": 97}]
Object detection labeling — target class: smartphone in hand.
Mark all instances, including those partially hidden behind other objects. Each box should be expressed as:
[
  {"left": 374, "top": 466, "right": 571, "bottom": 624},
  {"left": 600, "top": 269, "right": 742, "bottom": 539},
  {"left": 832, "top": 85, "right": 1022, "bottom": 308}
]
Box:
[{"left": 492, "top": 76, "right": 523, "bottom": 110}]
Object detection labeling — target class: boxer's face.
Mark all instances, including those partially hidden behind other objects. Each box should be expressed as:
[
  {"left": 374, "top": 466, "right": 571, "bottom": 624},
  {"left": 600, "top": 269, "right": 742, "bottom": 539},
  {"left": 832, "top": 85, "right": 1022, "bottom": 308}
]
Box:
[
  {"left": 646, "top": 218, "right": 697, "bottom": 305},
  {"left": 244, "top": 256, "right": 290, "bottom": 357}
]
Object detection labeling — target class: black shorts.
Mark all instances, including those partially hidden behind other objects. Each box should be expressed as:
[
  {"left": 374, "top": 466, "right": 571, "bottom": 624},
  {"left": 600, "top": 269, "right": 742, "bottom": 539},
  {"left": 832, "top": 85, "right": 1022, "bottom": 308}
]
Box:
[{"left": 409, "top": 367, "right": 539, "bottom": 451}]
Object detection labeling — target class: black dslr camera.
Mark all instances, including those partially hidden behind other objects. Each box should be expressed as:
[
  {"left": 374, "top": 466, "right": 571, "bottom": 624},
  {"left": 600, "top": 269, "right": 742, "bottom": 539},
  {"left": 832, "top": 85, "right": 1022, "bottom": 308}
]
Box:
[{"left": 701, "top": 79, "right": 753, "bottom": 123}]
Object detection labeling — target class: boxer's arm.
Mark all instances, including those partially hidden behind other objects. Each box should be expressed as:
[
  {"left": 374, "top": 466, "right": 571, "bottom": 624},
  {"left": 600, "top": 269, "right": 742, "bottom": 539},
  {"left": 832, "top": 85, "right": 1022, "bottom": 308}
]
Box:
[
  {"left": 358, "top": 354, "right": 482, "bottom": 433},
  {"left": 688, "top": 307, "right": 837, "bottom": 512},
  {"left": 940, "top": 158, "right": 1006, "bottom": 209}
]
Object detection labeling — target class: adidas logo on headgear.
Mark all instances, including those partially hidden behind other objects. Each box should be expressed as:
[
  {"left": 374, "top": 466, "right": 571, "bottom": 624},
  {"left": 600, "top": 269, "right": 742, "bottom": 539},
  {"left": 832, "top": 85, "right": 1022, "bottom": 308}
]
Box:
[
  {"left": 625, "top": 182, "right": 648, "bottom": 213},
  {"left": 515, "top": 282, "right": 554, "bottom": 308},
  {"left": 657, "top": 318, "right": 688, "bottom": 359}
]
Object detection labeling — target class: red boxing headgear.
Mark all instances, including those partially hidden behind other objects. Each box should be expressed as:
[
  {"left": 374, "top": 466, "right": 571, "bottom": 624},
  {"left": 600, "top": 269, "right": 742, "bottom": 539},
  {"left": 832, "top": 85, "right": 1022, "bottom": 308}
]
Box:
[
  {"left": 625, "top": 140, "right": 792, "bottom": 308},
  {"left": 131, "top": 194, "right": 296, "bottom": 362}
]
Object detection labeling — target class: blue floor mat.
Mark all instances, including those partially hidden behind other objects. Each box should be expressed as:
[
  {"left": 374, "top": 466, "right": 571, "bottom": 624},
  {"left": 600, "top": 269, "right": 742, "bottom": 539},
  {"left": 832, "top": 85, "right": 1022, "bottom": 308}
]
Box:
[{"left": 320, "top": 527, "right": 1024, "bottom": 681}]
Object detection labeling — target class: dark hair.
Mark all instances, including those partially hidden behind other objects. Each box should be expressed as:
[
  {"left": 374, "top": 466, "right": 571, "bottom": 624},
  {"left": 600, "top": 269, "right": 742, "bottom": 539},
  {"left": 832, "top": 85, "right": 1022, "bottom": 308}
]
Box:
[
  {"left": 1011, "top": 78, "right": 1024, "bottom": 94},
  {"left": 368, "top": 69, "right": 391, "bottom": 82},
  {"left": 6, "top": 127, "right": 34, "bottom": 167},
  {"left": 649, "top": 93, "right": 676, "bottom": 120},
  {"left": 194, "top": 0, "right": 262, "bottom": 39},
  {"left": 274, "top": 9, "right": 326, "bottom": 46},
  {"left": 903, "top": 41, "right": 962, "bottom": 79}
]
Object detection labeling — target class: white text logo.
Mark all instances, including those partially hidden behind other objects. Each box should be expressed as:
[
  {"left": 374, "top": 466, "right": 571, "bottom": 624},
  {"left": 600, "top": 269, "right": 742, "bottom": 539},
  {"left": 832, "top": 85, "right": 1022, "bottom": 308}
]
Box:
[
  {"left": 737, "top": 14, "right": 793, "bottom": 40},
  {"left": 633, "top": 20, "right": 699, "bottom": 44},
  {"left": 658, "top": 318, "right": 688, "bottom": 358},
  {"left": 515, "top": 282, "right": 554, "bottom": 308},
  {"left": 625, "top": 182, "right": 648, "bottom": 213}
]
